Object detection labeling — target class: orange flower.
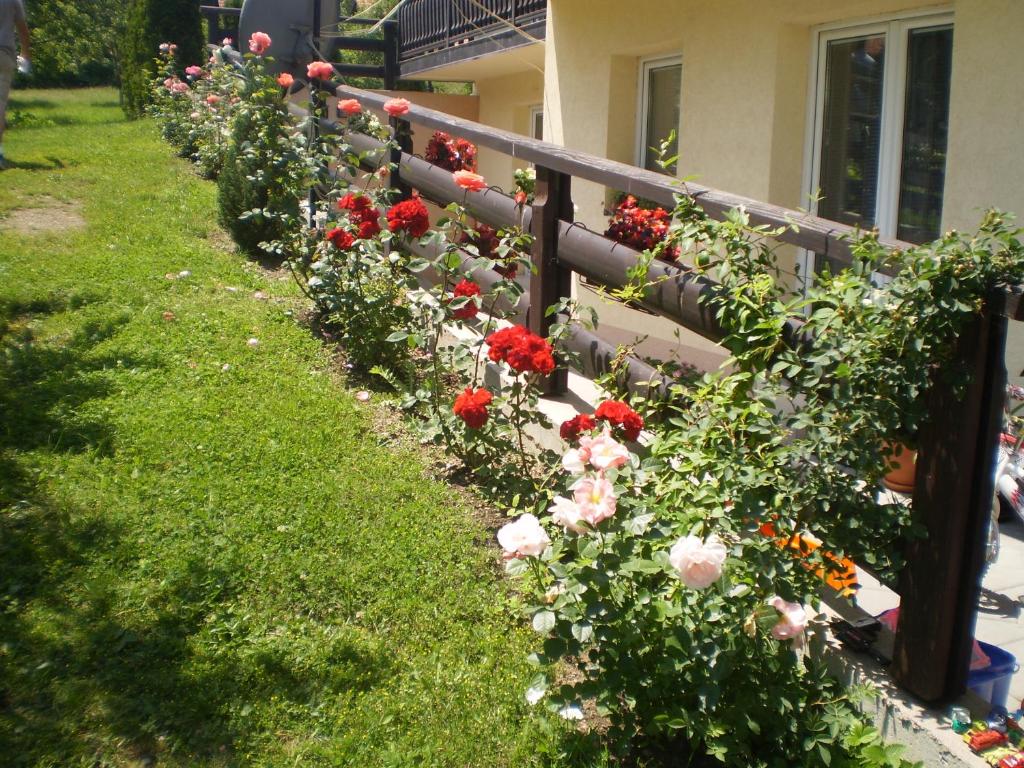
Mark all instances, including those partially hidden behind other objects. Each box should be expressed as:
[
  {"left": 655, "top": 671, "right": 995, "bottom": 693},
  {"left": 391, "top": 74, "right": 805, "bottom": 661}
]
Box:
[
  {"left": 453, "top": 170, "right": 487, "bottom": 192},
  {"left": 276, "top": 72, "right": 294, "bottom": 88},
  {"left": 306, "top": 61, "right": 334, "bottom": 80}
]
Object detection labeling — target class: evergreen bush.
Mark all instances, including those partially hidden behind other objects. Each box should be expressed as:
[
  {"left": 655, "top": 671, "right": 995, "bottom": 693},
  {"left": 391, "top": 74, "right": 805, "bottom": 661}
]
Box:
[{"left": 120, "top": 0, "right": 202, "bottom": 117}]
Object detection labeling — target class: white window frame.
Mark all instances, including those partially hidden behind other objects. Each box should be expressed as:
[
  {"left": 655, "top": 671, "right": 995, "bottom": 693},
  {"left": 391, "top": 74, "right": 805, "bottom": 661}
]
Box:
[
  {"left": 799, "top": 9, "right": 953, "bottom": 284},
  {"left": 636, "top": 54, "right": 682, "bottom": 173},
  {"left": 529, "top": 105, "right": 544, "bottom": 141}
]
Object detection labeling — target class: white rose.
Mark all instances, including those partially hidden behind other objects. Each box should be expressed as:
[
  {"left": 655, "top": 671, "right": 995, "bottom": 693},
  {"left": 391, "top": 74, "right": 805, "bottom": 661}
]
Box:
[
  {"left": 497, "top": 514, "right": 550, "bottom": 558},
  {"left": 669, "top": 534, "right": 727, "bottom": 589}
]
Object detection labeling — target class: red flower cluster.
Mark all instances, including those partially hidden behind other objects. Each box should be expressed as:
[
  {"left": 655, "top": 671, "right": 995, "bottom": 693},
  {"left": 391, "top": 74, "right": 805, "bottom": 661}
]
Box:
[
  {"left": 605, "top": 195, "right": 679, "bottom": 261},
  {"left": 453, "top": 386, "right": 492, "bottom": 429},
  {"left": 559, "top": 413, "right": 596, "bottom": 442},
  {"left": 451, "top": 279, "right": 481, "bottom": 320},
  {"left": 595, "top": 399, "right": 644, "bottom": 441},
  {"left": 386, "top": 196, "right": 430, "bottom": 238},
  {"left": 486, "top": 326, "right": 555, "bottom": 376},
  {"left": 326, "top": 227, "right": 354, "bottom": 250},
  {"left": 425, "top": 131, "right": 477, "bottom": 173},
  {"left": 338, "top": 193, "right": 381, "bottom": 239}
]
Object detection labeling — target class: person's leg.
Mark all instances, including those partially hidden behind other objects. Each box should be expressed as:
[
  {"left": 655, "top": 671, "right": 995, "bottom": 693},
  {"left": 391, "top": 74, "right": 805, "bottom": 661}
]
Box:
[{"left": 0, "top": 51, "right": 15, "bottom": 164}]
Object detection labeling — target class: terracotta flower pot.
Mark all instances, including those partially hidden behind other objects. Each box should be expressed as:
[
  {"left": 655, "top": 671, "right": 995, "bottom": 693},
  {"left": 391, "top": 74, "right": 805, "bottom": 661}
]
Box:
[{"left": 882, "top": 441, "right": 917, "bottom": 493}]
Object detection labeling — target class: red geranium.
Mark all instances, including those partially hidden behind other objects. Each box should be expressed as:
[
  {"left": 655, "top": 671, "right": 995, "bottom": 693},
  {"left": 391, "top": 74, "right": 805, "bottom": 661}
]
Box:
[
  {"left": 560, "top": 413, "right": 596, "bottom": 442},
  {"left": 453, "top": 386, "right": 492, "bottom": 429},
  {"left": 450, "top": 279, "right": 481, "bottom": 320},
  {"left": 605, "top": 195, "right": 679, "bottom": 262},
  {"left": 485, "top": 325, "right": 555, "bottom": 376},
  {"left": 594, "top": 399, "right": 644, "bottom": 441},
  {"left": 425, "top": 130, "right": 477, "bottom": 172},
  {"left": 326, "top": 227, "right": 354, "bottom": 249},
  {"left": 386, "top": 197, "right": 431, "bottom": 238}
]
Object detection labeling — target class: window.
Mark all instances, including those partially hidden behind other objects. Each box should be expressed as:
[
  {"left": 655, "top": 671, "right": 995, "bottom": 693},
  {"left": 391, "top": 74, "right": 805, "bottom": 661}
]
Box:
[
  {"left": 637, "top": 56, "right": 681, "bottom": 175},
  {"left": 530, "top": 105, "right": 543, "bottom": 141},
  {"left": 806, "top": 14, "right": 953, "bottom": 270}
]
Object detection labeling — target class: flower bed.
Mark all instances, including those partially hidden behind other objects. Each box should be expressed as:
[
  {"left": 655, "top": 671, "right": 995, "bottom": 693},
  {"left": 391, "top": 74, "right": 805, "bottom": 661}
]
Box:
[{"left": 147, "top": 33, "right": 1024, "bottom": 765}]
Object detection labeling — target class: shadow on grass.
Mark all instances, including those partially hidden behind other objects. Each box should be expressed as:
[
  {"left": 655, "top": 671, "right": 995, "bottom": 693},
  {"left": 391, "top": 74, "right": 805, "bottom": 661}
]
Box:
[
  {"left": 1, "top": 157, "right": 66, "bottom": 171},
  {"left": 0, "top": 297, "right": 392, "bottom": 763}
]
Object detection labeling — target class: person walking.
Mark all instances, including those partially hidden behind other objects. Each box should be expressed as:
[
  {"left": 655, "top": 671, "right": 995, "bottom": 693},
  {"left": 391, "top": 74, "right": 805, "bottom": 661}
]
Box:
[{"left": 0, "top": 0, "right": 30, "bottom": 169}]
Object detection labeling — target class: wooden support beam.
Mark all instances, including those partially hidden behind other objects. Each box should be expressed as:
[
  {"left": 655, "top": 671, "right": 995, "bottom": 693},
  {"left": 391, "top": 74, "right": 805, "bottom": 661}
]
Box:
[
  {"left": 892, "top": 295, "right": 1008, "bottom": 702},
  {"left": 530, "top": 166, "right": 573, "bottom": 394}
]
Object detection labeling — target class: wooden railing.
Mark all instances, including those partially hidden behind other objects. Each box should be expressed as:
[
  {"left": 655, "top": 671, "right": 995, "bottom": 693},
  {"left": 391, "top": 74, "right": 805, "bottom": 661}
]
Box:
[
  {"left": 199, "top": 5, "right": 240, "bottom": 46},
  {"left": 294, "top": 78, "right": 1022, "bottom": 706},
  {"left": 397, "top": 0, "right": 546, "bottom": 60}
]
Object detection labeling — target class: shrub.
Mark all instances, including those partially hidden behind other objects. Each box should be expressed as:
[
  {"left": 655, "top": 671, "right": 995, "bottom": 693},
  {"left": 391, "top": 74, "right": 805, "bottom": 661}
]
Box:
[
  {"left": 23, "top": 0, "right": 126, "bottom": 87},
  {"left": 120, "top": 0, "right": 203, "bottom": 117},
  {"left": 216, "top": 44, "right": 302, "bottom": 256}
]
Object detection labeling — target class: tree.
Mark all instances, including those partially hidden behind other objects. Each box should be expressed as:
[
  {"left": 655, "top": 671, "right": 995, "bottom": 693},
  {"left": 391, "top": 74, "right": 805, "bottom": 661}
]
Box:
[
  {"left": 119, "top": 0, "right": 202, "bottom": 117},
  {"left": 22, "top": 0, "right": 126, "bottom": 86}
]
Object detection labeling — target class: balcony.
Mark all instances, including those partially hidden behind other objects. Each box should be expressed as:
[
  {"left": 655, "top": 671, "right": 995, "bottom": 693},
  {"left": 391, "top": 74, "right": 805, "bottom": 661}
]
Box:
[{"left": 398, "top": 0, "right": 546, "bottom": 78}]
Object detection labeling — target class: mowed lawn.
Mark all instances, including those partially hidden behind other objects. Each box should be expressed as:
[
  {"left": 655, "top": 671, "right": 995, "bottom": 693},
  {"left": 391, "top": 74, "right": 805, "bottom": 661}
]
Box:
[{"left": 0, "top": 89, "right": 587, "bottom": 767}]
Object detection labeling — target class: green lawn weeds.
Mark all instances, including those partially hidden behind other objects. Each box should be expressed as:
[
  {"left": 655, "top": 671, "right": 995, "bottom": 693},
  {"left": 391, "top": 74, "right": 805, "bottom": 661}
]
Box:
[{"left": 0, "top": 89, "right": 598, "bottom": 767}]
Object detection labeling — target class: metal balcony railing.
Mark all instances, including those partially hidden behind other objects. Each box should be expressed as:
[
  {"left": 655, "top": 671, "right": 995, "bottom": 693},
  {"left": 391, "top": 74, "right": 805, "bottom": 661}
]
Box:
[{"left": 397, "top": 0, "right": 546, "bottom": 68}]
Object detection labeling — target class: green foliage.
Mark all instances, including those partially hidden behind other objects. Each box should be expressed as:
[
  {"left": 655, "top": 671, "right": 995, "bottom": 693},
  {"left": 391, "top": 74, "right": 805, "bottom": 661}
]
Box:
[
  {"left": 21, "top": 0, "right": 126, "bottom": 86},
  {"left": 215, "top": 52, "right": 303, "bottom": 256},
  {"left": 119, "top": 0, "right": 202, "bottom": 117}
]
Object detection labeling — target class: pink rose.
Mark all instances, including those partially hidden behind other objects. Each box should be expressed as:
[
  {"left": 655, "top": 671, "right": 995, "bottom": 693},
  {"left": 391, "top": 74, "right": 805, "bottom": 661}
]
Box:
[
  {"left": 571, "top": 474, "right": 617, "bottom": 526},
  {"left": 159, "top": 43, "right": 170, "bottom": 52},
  {"left": 277, "top": 72, "right": 294, "bottom": 88},
  {"left": 561, "top": 447, "right": 588, "bottom": 475},
  {"left": 206, "top": 94, "right": 220, "bottom": 105},
  {"left": 307, "top": 61, "right": 334, "bottom": 80},
  {"left": 221, "top": 37, "right": 233, "bottom": 47},
  {"left": 579, "top": 429, "right": 629, "bottom": 471},
  {"left": 549, "top": 495, "right": 586, "bottom": 533},
  {"left": 768, "top": 596, "right": 808, "bottom": 642},
  {"left": 169, "top": 44, "right": 178, "bottom": 53},
  {"left": 337, "top": 98, "right": 362, "bottom": 115},
  {"left": 169, "top": 81, "right": 190, "bottom": 94},
  {"left": 382, "top": 97, "right": 411, "bottom": 117},
  {"left": 669, "top": 534, "right": 727, "bottom": 589},
  {"left": 497, "top": 514, "right": 550, "bottom": 559},
  {"left": 185, "top": 65, "right": 205, "bottom": 79},
  {"left": 453, "top": 170, "right": 487, "bottom": 192},
  {"left": 248, "top": 31, "right": 272, "bottom": 56}
]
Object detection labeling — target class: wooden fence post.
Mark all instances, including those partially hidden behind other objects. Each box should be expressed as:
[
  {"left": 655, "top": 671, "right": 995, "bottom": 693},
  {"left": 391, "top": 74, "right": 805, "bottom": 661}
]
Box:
[
  {"left": 892, "top": 295, "right": 1009, "bottom": 703},
  {"left": 529, "top": 164, "right": 573, "bottom": 394},
  {"left": 388, "top": 116, "right": 413, "bottom": 200}
]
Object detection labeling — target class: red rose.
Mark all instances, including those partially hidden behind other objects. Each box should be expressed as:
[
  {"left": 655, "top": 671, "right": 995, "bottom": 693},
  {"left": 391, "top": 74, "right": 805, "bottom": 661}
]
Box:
[
  {"left": 594, "top": 399, "right": 644, "bottom": 441},
  {"left": 338, "top": 193, "right": 372, "bottom": 212},
  {"left": 453, "top": 386, "right": 492, "bottom": 429},
  {"left": 386, "top": 197, "right": 431, "bottom": 238},
  {"left": 484, "top": 325, "right": 555, "bottom": 376},
  {"left": 326, "top": 227, "right": 354, "bottom": 249},
  {"left": 357, "top": 218, "right": 381, "bottom": 239},
  {"left": 451, "top": 279, "right": 481, "bottom": 320},
  {"left": 560, "top": 413, "right": 596, "bottom": 442}
]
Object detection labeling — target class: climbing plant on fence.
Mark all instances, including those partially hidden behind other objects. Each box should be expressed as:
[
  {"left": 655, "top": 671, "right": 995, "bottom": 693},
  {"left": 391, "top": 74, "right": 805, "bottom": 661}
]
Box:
[{"left": 148, "top": 34, "right": 1024, "bottom": 767}]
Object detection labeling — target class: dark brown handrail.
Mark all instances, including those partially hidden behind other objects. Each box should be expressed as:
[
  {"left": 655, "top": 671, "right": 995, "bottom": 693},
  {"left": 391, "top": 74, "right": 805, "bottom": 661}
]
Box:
[{"left": 398, "top": 0, "right": 545, "bottom": 59}]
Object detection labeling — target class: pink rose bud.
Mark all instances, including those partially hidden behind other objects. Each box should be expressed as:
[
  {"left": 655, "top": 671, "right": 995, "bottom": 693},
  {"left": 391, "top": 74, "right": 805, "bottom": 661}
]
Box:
[
  {"left": 669, "top": 534, "right": 727, "bottom": 589},
  {"left": 248, "top": 31, "right": 272, "bottom": 56},
  {"left": 306, "top": 61, "right": 334, "bottom": 80},
  {"left": 452, "top": 170, "right": 487, "bottom": 192},
  {"left": 337, "top": 98, "right": 362, "bottom": 115},
  {"left": 768, "top": 596, "right": 808, "bottom": 642},
  {"left": 382, "top": 97, "right": 411, "bottom": 117}
]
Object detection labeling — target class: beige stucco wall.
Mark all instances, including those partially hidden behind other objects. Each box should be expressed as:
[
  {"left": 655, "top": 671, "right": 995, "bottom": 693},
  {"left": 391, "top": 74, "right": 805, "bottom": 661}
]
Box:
[
  {"left": 474, "top": 68, "right": 545, "bottom": 191},
  {"left": 542, "top": 0, "right": 1022, "bottom": 378}
]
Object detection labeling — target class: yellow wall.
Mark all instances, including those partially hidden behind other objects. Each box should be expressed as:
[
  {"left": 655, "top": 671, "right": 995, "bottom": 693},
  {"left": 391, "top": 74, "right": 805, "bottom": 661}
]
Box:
[{"left": 474, "top": 68, "right": 545, "bottom": 191}]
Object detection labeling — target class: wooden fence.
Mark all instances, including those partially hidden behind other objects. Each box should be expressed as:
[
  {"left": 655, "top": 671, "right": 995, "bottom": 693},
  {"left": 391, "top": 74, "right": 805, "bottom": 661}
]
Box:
[{"left": 300, "top": 80, "right": 1022, "bottom": 706}]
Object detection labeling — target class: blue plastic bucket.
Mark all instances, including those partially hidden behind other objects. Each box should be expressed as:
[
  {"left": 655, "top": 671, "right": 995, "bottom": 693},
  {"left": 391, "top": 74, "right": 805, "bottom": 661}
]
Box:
[{"left": 968, "top": 641, "right": 1018, "bottom": 709}]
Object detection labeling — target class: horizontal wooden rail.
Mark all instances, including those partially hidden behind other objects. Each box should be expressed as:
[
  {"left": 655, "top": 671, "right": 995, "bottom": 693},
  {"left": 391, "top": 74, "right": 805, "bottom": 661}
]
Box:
[{"left": 331, "top": 83, "right": 917, "bottom": 272}]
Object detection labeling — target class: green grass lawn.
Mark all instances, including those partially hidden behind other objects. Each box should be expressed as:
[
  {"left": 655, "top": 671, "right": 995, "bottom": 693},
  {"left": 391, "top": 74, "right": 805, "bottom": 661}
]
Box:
[{"left": 0, "top": 89, "right": 594, "bottom": 767}]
